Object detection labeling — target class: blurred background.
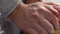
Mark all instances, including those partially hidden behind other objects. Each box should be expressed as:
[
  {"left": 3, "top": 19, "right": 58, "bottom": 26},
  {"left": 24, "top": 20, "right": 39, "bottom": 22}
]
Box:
[{"left": 43, "top": 0, "right": 60, "bottom": 5}]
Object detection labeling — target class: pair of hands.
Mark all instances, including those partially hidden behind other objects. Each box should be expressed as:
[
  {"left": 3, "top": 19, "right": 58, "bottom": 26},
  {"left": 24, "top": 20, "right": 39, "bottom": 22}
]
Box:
[{"left": 9, "top": 2, "right": 60, "bottom": 34}]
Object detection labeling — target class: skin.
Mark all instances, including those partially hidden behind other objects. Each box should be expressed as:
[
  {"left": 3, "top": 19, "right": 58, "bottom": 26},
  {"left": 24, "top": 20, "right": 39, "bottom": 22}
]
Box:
[
  {"left": 26, "top": 0, "right": 60, "bottom": 29},
  {"left": 53, "top": 5, "right": 60, "bottom": 28},
  {"left": 8, "top": 0, "right": 60, "bottom": 34}
]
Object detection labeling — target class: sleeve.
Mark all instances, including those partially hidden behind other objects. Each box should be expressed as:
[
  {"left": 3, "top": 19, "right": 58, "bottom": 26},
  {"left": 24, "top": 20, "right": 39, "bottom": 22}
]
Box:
[
  {"left": 0, "top": 16, "right": 20, "bottom": 34},
  {"left": 0, "top": 0, "right": 20, "bottom": 17}
]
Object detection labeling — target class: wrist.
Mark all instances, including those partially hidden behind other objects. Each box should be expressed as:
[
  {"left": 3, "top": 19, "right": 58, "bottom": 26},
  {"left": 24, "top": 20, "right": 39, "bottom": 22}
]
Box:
[{"left": 8, "top": 1, "right": 27, "bottom": 22}]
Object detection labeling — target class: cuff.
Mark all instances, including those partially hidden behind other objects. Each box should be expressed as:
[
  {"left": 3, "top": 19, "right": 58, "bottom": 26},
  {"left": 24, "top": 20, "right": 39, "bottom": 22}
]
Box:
[{"left": 0, "top": 0, "right": 20, "bottom": 17}]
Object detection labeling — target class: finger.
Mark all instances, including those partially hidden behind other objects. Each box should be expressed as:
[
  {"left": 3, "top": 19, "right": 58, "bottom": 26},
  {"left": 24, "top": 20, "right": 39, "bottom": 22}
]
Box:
[
  {"left": 53, "top": 5, "right": 60, "bottom": 25},
  {"left": 17, "top": 23, "right": 38, "bottom": 34},
  {"left": 53, "top": 5, "right": 60, "bottom": 15},
  {"left": 45, "top": 5, "right": 60, "bottom": 27},
  {"left": 26, "top": 17, "right": 48, "bottom": 34},
  {"left": 37, "top": 6, "right": 59, "bottom": 30},
  {"left": 44, "top": 5, "right": 59, "bottom": 16},
  {"left": 31, "top": 11, "right": 54, "bottom": 34},
  {"left": 44, "top": 5, "right": 60, "bottom": 30}
]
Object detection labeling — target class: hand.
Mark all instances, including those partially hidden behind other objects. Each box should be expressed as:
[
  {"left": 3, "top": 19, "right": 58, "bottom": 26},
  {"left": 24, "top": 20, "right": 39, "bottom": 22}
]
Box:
[
  {"left": 50, "top": 3, "right": 60, "bottom": 28},
  {"left": 44, "top": 2, "right": 60, "bottom": 28},
  {"left": 9, "top": 2, "right": 59, "bottom": 34}
]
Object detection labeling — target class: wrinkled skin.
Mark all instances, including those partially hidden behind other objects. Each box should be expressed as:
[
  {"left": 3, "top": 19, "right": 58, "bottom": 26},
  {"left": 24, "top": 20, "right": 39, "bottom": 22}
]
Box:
[
  {"left": 9, "top": 2, "right": 60, "bottom": 34},
  {"left": 44, "top": 2, "right": 60, "bottom": 28},
  {"left": 53, "top": 4, "right": 60, "bottom": 28}
]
